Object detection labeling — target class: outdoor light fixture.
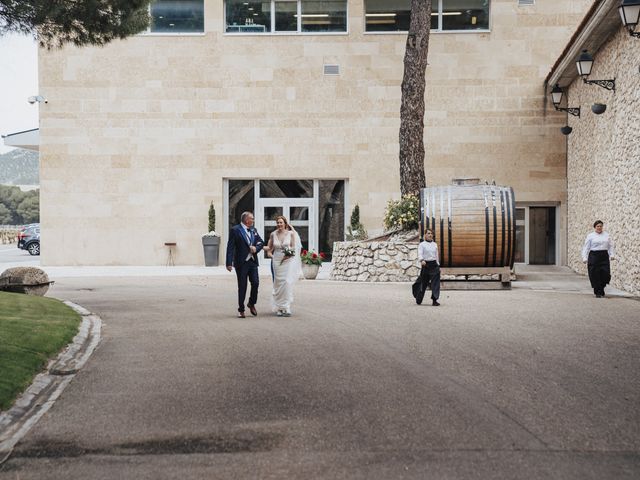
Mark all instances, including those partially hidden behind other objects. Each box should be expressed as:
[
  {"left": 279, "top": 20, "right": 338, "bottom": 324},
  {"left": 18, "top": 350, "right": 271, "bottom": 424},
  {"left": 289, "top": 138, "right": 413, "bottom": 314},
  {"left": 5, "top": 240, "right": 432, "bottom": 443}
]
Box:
[
  {"left": 560, "top": 125, "right": 573, "bottom": 135},
  {"left": 576, "top": 50, "right": 616, "bottom": 90},
  {"left": 550, "top": 84, "right": 580, "bottom": 117},
  {"left": 591, "top": 103, "right": 607, "bottom": 114},
  {"left": 619, "top": 0, "right": 640, "bottom": 37},
  {"left": 27, "top": 95, "right": 47, "bottom": 104}
]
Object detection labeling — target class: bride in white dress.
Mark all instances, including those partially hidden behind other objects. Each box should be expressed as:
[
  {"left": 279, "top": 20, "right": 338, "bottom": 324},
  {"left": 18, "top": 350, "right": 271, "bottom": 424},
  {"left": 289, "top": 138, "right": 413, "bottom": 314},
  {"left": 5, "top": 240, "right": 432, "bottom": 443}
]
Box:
[{"left": 264, "top": 216, "right": 302, "bottom": 316}]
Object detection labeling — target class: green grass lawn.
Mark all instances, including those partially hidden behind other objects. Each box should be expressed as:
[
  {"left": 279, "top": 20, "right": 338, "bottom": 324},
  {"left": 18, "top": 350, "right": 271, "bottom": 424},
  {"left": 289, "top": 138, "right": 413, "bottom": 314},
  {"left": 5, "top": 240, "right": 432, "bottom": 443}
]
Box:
[{"left": 0, "top": 291, "right": 81, "bottom": 411}]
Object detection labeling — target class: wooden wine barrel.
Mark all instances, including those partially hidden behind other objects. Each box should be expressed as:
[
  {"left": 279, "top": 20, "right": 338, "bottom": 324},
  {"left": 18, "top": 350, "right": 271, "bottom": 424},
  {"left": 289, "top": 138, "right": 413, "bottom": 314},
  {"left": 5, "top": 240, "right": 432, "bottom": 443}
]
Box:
[{"left": 419, "top": 184, "right": 516, "bottom": 268}]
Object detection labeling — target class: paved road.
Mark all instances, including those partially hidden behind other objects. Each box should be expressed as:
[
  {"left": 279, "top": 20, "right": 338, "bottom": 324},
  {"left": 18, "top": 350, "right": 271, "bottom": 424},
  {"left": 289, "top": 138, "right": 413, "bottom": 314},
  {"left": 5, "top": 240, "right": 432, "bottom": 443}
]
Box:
[
  {"left": 0, "top": 244, "right": 37, "bottom": 266},
  {"left": 1, "top": 273, "right": 639, "bottom": 479}
]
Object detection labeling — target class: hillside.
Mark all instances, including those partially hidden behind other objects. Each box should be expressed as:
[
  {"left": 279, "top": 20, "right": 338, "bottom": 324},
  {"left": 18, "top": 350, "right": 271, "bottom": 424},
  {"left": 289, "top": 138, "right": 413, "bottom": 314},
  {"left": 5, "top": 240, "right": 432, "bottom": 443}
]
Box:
[{"left": 0, "top": 149, "right": 39, "bottom": 185}]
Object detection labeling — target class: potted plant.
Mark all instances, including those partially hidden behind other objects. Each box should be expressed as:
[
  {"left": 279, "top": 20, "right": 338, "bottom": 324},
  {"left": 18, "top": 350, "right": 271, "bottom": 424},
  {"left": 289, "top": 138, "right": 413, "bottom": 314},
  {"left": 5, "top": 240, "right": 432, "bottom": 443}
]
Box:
[
  {"left": 202, "top": 201, "right": 221, "bottom": 266},
  {"left": 300, "top": 249, "right": 325, "bottom": 279}
]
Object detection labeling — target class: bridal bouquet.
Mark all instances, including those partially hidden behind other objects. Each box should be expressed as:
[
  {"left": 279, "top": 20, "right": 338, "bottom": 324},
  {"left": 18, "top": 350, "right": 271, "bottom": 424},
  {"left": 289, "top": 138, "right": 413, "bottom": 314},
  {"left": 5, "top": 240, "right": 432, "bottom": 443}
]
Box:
[{"left": 281, "top": 246, "right": 296, "bottom": 264}]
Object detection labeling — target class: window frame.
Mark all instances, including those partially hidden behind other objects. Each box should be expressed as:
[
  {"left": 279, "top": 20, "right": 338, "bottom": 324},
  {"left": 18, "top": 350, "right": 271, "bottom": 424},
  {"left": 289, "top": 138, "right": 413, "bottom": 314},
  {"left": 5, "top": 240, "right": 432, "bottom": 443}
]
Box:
[
  {"left": 224, "top": 0, "right": 350, "bottom": 36},
  {"left": 363, "top": 0, "right": 491, "bottom": 35}
]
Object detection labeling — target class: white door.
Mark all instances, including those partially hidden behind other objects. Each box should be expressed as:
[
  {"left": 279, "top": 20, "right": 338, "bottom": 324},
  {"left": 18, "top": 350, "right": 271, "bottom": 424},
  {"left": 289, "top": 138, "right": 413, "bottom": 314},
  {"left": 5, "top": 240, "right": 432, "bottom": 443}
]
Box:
[{"left": 255, "top": 198, "right": 316, "bottom": 259}]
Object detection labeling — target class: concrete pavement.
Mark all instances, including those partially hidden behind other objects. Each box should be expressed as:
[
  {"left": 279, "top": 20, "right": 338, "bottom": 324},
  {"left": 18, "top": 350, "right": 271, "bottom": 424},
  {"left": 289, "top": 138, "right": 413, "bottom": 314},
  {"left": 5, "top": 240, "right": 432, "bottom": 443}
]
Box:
[{"left": 0, "top": 264, "right": 638, "bottom": 479}]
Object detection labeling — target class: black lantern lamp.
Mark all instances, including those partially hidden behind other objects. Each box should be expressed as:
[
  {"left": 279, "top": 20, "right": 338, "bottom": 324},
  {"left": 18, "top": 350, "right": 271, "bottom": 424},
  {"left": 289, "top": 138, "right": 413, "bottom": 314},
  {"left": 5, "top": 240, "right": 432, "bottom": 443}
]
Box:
[
  {"left": 560, "top": 125, "right": 573, "bottom": 135},
  {"left": 619, "top": 0, "right": 640, "bottom": 37},
  {"left": 550, "top": 84, "right": 581, "bottom": 117},
  {"left": 575, "top": 50, "right": 616, "bottom": 90}
]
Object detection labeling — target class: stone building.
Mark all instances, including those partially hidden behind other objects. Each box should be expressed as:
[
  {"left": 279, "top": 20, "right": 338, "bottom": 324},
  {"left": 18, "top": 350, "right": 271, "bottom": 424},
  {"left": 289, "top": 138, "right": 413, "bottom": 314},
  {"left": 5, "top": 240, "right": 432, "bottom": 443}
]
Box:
[
  {"left": 37, "top": 0, "right": 592, "bottom": 267},
  {"left": 546, "top": 0, "right": 640, "bottom": 295}
]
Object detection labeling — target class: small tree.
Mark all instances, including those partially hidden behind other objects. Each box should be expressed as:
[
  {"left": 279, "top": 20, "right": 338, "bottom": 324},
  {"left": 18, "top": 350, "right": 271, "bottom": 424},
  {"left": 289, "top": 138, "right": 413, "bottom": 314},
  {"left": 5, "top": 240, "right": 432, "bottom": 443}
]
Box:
[
  {"left": 346, "top": 204, "right": 368, "bottom": 241},
  {"left": 208, "top": 201, "right": 216, "bottom": 233}
]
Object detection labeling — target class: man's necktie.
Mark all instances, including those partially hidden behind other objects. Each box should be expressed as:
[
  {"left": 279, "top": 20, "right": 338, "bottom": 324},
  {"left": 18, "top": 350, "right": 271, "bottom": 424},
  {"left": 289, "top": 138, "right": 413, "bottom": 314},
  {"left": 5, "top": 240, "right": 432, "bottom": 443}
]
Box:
[{"left": 249, "top": 229, "right": 254, "bottom": 245}]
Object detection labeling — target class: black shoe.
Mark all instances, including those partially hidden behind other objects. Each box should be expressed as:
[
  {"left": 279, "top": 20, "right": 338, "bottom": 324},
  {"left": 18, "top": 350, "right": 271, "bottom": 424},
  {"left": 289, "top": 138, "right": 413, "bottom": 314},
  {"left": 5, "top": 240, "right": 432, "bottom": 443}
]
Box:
[
  {"left": 248, "top": 304, "right": 257, "bottom": 316},
  {"left": 595, "top": 295, "right": 603, "bottom": 298},
  {"left": 432, "top": 300, "right": 440, "bottom": 306}
]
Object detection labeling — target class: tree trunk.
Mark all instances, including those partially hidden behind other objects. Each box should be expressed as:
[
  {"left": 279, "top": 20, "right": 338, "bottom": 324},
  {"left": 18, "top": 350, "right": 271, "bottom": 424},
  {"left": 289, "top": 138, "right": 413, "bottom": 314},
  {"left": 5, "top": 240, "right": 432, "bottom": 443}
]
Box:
[{"left": 399, "top": 0, "right": 432, "bottom": 197}]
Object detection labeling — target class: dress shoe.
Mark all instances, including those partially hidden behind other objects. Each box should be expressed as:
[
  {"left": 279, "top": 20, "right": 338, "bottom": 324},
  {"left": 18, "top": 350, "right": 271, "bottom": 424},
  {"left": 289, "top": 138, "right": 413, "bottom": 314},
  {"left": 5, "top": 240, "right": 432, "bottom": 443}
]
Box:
[
  {"left": 432, "top": 300, "right": 440, "bottom": 306},
  {"left": 238, "top": 311, "right": 246, "bottom": 318},
  {"left": 248, "top": 304, "right": 257, "bottom": 316},
  {"left": 276, "top": 310, "right": 283, "bottom": 317},
  {"left": 595, "top": 294, "right": 602, "bottom": 298}
]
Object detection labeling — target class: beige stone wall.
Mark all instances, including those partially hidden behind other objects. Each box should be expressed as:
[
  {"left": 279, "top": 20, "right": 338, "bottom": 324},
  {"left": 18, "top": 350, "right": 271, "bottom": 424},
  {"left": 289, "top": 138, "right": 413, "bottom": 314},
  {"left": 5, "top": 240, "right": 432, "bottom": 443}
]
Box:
[
  {"left": 38, "top": 0, "right": 590, "bottom": 265},
  {"left": 565, "top": 28, "right": 640, "bottom": 296}
]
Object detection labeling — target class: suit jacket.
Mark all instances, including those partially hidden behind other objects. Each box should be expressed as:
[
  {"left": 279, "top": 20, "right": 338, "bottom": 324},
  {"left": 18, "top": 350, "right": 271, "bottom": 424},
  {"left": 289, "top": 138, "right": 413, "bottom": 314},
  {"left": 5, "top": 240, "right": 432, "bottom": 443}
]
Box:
[{"left": 226, "top": 224, "right": 264, "bottom": 268}]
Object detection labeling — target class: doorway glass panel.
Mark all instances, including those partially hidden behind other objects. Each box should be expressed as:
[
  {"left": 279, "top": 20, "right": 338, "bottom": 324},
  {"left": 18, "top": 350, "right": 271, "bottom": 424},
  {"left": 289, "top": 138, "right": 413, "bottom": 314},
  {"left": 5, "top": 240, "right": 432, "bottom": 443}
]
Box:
[
  {"left": 514, "top": 208, "right": 525, "bottom": 263},
  {"left": 319, "top": 180, "right": 345, "bottom": 260},
  {"left": 228, "top": 179, "right": 254, "bottom": 233},
  {"left": 260, "top": 180, "right": 313, "bottom": 198},
  {"left": 529, "top": 207, "right": 556, "bottom": 265},
  {"left": 265, "top": 206, "right": 283, "bottom": 220},
  {"left": 290, "top": 206, "right": 309, "bottom": 221}
]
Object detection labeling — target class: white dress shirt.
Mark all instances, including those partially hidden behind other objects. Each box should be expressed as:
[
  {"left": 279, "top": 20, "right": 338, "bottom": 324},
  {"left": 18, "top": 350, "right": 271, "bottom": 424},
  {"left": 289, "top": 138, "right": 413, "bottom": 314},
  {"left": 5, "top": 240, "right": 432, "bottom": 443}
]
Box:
[
  {"left": 418, "top": 240, "right": 439, "bottom": 265},
  {"left": 581, "top": 231, "right": 615, "bottom": 262}
]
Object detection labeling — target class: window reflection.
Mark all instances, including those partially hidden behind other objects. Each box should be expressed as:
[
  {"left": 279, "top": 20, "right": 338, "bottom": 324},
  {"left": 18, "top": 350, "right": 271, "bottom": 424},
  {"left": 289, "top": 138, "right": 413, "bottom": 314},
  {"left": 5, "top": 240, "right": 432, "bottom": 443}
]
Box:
[
  {"left": 226, "top": 0, "right": 271, "bottom": 33},
  {"left": 260, "top": 180, "right": 313, "bottom": 198},
  {"left": 228, "top": 180, "right": 254, "bottom": 232},
  {"left": 301, "top": 0, "right": 347, "bottom": 32},
  {"left": 151, "top": 0, "right": 204, "bottom": 33},
  {"left": 275, "top": 1, "right": 298, "bottom": 31},
  {"left": 364, "top": 0, "right": 489, "bottom": 32},
  {"left": 442, "top": 0, "right": 489, "bottom": 30}
]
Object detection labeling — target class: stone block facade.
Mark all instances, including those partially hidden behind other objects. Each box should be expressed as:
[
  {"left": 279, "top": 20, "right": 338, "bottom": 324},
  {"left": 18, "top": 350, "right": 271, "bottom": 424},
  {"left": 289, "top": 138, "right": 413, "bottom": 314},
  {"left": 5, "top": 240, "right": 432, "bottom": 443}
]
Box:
[
  {"left": 37, "top": 0, "right": 591, "bottom": 266},
  {"left": 565, "top": 29, "right": 640, "bottom": 296}
]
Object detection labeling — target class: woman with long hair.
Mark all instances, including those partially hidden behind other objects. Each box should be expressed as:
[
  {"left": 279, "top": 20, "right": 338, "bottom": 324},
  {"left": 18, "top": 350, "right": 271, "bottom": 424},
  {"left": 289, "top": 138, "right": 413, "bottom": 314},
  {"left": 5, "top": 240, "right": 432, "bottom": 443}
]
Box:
[{"left": 263, "top": 215, "right": 302, "bottom": 316}]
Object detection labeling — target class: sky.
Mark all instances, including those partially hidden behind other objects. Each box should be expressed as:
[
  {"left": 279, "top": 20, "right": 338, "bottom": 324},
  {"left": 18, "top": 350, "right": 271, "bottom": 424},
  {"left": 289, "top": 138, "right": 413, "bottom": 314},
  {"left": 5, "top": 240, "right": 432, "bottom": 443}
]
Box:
[{"left": 0, "top": 33, "right": 39, "bottom": 154}]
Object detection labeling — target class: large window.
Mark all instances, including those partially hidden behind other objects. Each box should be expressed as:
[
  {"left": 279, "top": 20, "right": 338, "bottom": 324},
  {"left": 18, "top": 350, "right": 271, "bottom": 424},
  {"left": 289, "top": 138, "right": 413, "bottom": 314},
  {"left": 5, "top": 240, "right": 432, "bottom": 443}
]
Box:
[
  {"left": 365, "top": 0, "right": 489, "bottom": 32},
  {"left": 150, "top": 0, "right": 204, "bottom": 33},
  {"left": 225, "top": 0, "right": 347, "bottom": 34}
]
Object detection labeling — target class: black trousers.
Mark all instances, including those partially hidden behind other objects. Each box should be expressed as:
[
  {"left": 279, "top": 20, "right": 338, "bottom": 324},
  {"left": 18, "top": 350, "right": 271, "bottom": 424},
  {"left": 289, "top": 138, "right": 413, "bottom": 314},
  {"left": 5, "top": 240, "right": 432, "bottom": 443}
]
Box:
[
  {"left": 588, "top": 250, "right": 610, "bottom": 296},
  {"left": 413, "top": 261, "right": 441, "bottom": 304},
  {"left": 236, "top": 260, "right": 259, "bottom": 312}
]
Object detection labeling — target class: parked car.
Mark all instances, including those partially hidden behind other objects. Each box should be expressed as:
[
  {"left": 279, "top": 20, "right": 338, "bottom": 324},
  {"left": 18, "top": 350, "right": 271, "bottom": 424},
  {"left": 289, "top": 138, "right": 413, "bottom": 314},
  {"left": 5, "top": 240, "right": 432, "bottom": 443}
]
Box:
[{"left": 17, "top": 223, "right": 40, "bottom": 256}]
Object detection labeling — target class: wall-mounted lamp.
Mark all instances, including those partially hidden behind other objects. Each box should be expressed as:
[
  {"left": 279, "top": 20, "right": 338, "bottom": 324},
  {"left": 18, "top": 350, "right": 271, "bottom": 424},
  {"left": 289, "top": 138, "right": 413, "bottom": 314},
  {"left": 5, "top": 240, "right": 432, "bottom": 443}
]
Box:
[
  {"left": 560, "top": 125, "right": 573, "bottom": 135},
  {"left": 550, "top": 84, "right": 580, "bottom": 117},
  {"left": 576, "top": 50, "right": 616, "bottom": 91},
  {"left": 27, "top": 95, "right": 47, "bottom": 104},
  {"left": 591, "top": 103, "right": 607, "bottom": 114},
  {"left": 619, "top": 0, "right": 640, "bottom": 37}
]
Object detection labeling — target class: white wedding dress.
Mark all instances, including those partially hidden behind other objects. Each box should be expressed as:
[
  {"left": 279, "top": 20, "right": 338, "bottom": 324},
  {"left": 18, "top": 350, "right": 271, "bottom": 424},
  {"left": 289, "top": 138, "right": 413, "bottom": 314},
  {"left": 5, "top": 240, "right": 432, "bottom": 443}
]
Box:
[{"left": 270, "top": 230, "right": 303, "bottom": 314}]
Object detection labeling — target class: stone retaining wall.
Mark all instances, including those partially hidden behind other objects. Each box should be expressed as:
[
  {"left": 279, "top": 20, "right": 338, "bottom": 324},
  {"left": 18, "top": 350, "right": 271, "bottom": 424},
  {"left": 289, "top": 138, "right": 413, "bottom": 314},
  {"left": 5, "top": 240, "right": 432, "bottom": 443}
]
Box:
[{"left": 331, "top": 241, "right": 420, "bottom": 282}]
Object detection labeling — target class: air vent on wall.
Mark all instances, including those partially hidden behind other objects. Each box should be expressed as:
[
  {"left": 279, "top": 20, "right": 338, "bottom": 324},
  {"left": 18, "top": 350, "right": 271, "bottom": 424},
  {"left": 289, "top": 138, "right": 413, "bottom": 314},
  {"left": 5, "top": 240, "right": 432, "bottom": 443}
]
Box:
[
  {"left": 518, "top": 0, "right": 535, "bottom": 5},
  {"left": 323, "top": 64, "right": 340, "bottom": 76}
]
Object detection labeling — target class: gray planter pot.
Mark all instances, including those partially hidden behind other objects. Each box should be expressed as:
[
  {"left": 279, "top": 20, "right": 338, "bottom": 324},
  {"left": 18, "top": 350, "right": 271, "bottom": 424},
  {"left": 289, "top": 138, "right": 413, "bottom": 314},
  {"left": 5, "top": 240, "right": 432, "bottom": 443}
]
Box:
[{"left": 202, "top": 236, "right": 220, "bottom": 266}]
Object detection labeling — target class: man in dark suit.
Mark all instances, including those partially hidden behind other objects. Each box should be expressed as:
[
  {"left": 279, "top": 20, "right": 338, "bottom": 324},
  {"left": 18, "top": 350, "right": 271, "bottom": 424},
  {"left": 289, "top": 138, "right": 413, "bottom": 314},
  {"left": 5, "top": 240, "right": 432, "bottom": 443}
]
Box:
[{"left": 226, "top": 211, "right": 264, "bottom": 318}]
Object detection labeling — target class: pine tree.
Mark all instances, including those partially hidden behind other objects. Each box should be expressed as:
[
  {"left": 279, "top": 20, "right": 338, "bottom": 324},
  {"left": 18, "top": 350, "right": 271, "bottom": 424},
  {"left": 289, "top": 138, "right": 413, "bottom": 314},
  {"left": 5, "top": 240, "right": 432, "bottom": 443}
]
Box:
[
  {"left": 1, "top": 1, "right": 152, "bottom": 49},
  {"left": 399, "top": 0, "right": 431, "bottom": 197}
]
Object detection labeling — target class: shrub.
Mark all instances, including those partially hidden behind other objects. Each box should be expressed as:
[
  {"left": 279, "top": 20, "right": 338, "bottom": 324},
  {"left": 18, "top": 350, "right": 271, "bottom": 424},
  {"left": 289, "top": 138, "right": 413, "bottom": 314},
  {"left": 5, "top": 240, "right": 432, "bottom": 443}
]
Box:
[
  {"left": 346, "top": 204, "right": 368, "bottom": 241},
  {"left": 383, "top": 194, "right": 419, "bottom": 231}
]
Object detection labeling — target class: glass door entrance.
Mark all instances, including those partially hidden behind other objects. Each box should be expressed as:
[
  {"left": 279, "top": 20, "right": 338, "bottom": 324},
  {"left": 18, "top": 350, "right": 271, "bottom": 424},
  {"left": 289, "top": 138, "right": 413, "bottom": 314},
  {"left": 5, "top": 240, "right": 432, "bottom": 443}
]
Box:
[{"left": 256, "top": 198, "right": 315, "bottom": 259}]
